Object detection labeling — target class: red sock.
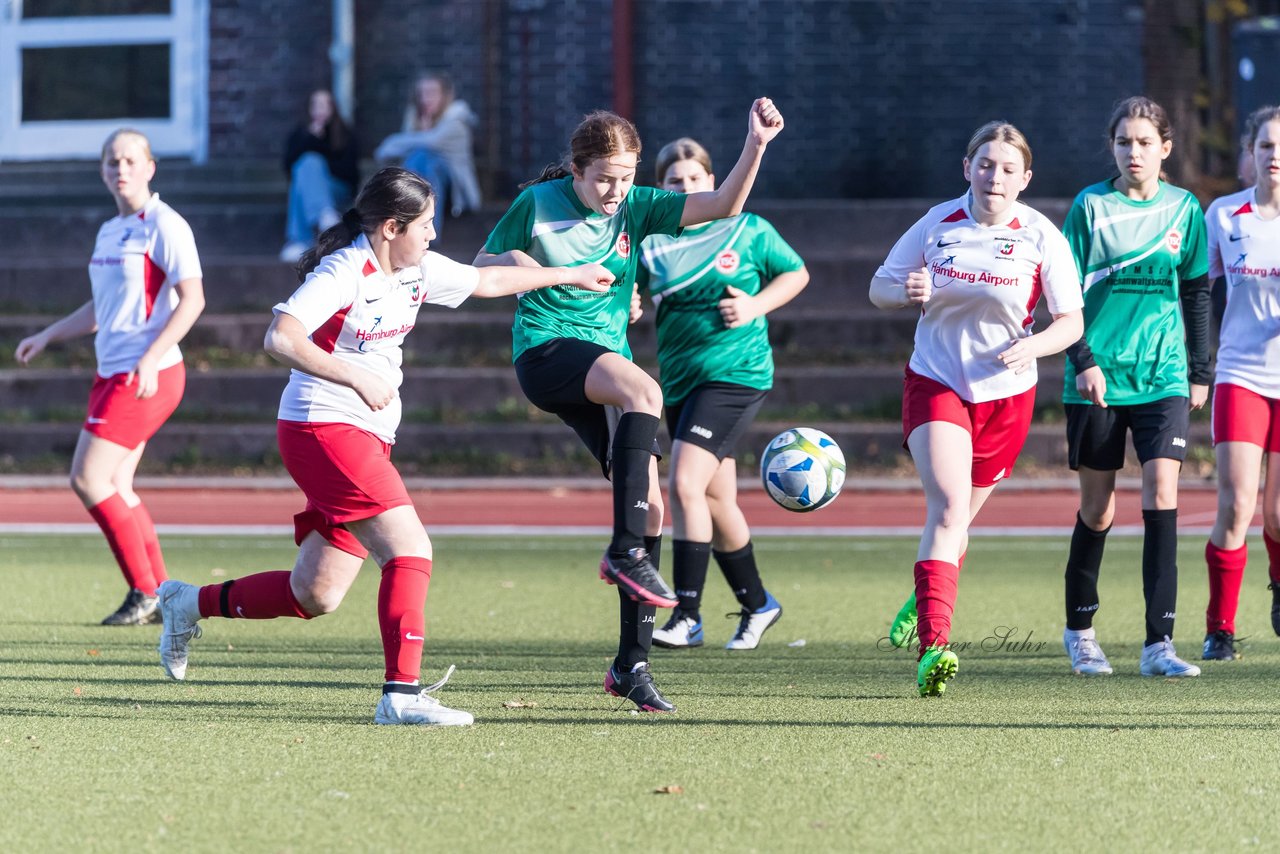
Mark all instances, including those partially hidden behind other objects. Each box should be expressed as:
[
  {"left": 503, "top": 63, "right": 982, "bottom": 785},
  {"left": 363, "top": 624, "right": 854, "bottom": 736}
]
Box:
[
  {"left": 1205, "top": 541, "right": 1248, "bottom": 634},
  {"left": 196, "top": 571, "right": 313, "bottom": 620},
  {"left": 1266, "top": 531, "right": 1280, "bottom": 585},
  {"left": 378, "top": 557, "right": 433, "bottom": 683},
  {"left": 88, "top": 494, "right": 156, "bottom": 595},
  {"left": 131, "top": 502, "right": 168, "bottom": 586},
  {"left": 914, "top": 559, "right": 960, "bottom": 654}
]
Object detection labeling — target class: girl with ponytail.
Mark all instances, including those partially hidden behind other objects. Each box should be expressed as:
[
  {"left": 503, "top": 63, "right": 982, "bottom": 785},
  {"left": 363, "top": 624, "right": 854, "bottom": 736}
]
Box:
[{"left": 153, "top": 167, "right": 614, "bottom": 727}]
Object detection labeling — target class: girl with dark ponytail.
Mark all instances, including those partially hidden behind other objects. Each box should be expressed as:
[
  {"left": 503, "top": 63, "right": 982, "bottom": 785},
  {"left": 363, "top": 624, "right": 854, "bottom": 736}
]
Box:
[{"left": 154, "top": 167, "right": 614, "bottom": 727}]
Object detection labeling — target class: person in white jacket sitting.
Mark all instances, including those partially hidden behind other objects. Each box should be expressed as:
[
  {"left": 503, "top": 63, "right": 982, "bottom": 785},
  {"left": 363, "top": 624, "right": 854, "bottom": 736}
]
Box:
[{"left": 374, "top": 72, "right": 481, "bottom": 239}]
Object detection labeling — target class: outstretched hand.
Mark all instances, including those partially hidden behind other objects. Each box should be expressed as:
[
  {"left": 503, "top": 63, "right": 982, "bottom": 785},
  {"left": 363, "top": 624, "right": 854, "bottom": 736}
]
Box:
[
  {"left": 568, "top": 263, "right": 615, "bottom": 293},
  {"left": 749, "top": 98, "right": 784, "bottom": 145}
]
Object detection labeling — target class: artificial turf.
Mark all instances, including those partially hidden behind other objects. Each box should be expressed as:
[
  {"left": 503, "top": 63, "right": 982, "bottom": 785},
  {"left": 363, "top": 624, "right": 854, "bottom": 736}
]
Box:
[{"left": 2, "top": 533, "right": 1278, "bottom": 852}]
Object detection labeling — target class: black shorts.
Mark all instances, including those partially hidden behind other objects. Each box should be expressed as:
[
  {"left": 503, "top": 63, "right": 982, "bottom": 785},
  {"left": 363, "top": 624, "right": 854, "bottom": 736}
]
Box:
[
  {"left": 514, "top": 337, "right": 659, "bottom": 477},
  {"left": 665, "top": 382, "right": 768, "bottom": 461},
  {"left": 1065, "top": 396, "right": 1190, "bottom": 471}
]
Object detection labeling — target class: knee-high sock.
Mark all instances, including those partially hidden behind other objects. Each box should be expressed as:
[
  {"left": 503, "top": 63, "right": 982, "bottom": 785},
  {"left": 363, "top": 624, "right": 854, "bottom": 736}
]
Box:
[
  {"left": 130, "top": 502, "right": 168, "bottom": 586},
  {"left": 673, "top": 539, "right": 712, "bottom": 613},
  {"left": 616, "top": 535, "right": 661, "bottom": 670},
  {"left": 1265, "top": 531, "right": 1280, "bottom": 585},
  {"left": 88, "top": 493, "right": 156, "bottom": 595},
  {"left": 378, "top": 557, "right": 433, "bottom": 684},
  {"left": 197, "top": 572, "right": 313, "bottom": 620},
  {"left": 1142, "top": 509, "right": 1179, "bottom": 645},
  {"left": 914, "top": 559, "right": 959, "bottom": 652},
  {"left": 1205, "top": 541, "right": 1248, "bottom": 634},
  {"left": 714, "top": 541, "right": 766, "bottom": 611},
  {"left": 1065, "top": 513, "right": 1109, "bottom": 630},
  {"left": 609, "top": 413, "right": 659, "bottom": 555}
]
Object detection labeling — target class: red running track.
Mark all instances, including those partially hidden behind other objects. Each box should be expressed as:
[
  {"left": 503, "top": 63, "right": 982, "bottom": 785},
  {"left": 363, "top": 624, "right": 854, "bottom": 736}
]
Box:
[{"left": 0, "top": 482, "right": 1231, "bottom": 532}]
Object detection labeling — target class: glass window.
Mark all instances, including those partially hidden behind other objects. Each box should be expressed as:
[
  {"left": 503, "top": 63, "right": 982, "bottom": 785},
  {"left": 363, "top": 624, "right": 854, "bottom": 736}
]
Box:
[
  {"left": 22, "top": 1, "right": 170, "bottom": 17},
  {"left": 22, "top": 44, "right": 170, "bottom": 121}
]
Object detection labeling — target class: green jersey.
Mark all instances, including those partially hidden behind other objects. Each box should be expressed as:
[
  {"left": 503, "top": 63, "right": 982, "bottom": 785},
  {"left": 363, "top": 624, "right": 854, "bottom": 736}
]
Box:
[
  {"left": 483, "top": 177, "right": 686, "bottom": 360},
  {"left": 637, "top": 213, "right": 804, "bottom": 405},
  {"left": 1062, "top": 180, "right": 1208, "bottom": 405}
]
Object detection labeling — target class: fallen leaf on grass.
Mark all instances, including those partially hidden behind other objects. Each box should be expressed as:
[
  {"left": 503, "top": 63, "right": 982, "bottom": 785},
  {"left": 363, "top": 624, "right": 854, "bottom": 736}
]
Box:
[
  {"left": 72, "top": 686, "right": 83, "bottom": 697},
  {"left": 502, "top": 699, "right": 538, "bottom": 709},
  {"left": 653, "top": 785, "right": 684, "bottom": 795},
  {"left": 86, "top": 649, "right": 100, "bottom": 657},
  {"left": 868, "top": 752, "right": 887, "bottom": 762}
]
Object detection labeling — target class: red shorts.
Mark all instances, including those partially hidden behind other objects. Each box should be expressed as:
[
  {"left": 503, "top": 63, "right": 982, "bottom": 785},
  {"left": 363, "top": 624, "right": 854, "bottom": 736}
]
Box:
[
  {"left": 902, "top": 368, "right": 1036, "bottom": 487},
  {"left": 277, "top": 420, "right": 415, "bottom": 558},
  {"left": 1212, "top": 383, "right": 1280, "bottom": 452},
  {"left": 85, "top": 362, "right": 186, "bottom": 449}
]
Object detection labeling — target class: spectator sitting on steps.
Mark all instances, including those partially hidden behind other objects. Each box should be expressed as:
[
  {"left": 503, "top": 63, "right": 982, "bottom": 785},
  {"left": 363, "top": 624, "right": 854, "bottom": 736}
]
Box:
[
  {"left": 280, "top": 88, "right": 359, "bottom": 264},
  {"left": 374, "top": 71, "right": 481, "bottom": 240}
]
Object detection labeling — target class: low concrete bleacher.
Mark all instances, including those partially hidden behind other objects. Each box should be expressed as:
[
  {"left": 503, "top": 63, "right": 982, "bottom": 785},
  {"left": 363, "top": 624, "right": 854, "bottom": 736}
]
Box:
[{"left": 0, "top": 160, "right": 1207, "bottom": 476}]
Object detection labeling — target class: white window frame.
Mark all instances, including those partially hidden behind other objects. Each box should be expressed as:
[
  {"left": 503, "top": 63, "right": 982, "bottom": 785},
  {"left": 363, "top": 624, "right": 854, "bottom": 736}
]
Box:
[{"left": 0, "top": 0, "right": 208, "bottom": 161}]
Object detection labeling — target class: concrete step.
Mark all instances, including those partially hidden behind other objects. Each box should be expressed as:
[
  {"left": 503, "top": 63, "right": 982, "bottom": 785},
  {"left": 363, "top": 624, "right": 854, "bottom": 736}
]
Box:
[
  {"left": 0, "top": 307, "right": 922, "bottom": 369},
  {"left": 0, "top": 419, "right": 1212, "bottom": 477},
  {"left": 0, "top": 250, "right": 926, "bottom": 314},
  {"left": 0, "top": 363, "right": 1078, "bottom": 421}
]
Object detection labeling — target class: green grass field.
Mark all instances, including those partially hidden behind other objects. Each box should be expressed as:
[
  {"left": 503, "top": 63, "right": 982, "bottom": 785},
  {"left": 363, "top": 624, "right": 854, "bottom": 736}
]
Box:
[{"left": 3, "top": 532, "right": 1279, "bottom": 852}]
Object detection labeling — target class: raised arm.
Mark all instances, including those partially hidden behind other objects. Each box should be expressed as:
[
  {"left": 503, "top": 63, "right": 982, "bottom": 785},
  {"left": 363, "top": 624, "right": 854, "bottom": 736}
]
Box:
[{"left": 679, "top": 99, "right": 784, "bottom": 226}]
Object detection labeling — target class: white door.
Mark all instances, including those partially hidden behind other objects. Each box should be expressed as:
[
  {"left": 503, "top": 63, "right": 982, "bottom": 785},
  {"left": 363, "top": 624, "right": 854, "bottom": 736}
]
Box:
[{"left": 0, "top": 0, "right": 208, "bottom": 161}]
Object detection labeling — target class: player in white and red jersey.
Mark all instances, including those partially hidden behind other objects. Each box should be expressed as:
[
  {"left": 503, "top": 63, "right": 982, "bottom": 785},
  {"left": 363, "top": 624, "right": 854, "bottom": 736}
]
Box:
[
  {"left": 15, "top": 129, "right": 205, "bottom": 626},
  {"left": 869, "top": 121, "right": 1084, "bottom": 696},
  {"left": 154, "top": 167, "right": 613, "bottom": 727},
  {"left": 1202, "top": 105, "right": 1280, "bottom": 652}
]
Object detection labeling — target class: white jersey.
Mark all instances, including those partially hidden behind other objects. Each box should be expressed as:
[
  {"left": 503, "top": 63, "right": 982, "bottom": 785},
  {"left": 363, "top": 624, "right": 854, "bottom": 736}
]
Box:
[
  {"left": 89, "top": 193, "right": 203, "bottom": 377},
  {"left": 273, "top": 234, "right": 480, "bottom": 442},
  {"left": 875, "top": 195, "right": 1083, "bottom": 403},
  {"left": 1205, "top": 188, "right": 1280, "bottom": 398}
]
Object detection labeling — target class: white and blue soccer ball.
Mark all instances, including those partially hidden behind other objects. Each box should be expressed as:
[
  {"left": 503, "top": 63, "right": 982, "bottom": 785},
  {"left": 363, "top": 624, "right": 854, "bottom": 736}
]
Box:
[{"left": 760, "top": 428, "right": 846, "bottom": 512}]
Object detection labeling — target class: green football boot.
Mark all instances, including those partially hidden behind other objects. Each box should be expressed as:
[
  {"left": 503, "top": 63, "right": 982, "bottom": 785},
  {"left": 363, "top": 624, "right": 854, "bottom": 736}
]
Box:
[
  {"left": 916, "top": 645, "right": 959, "bottom": 697},
  {"left": 889, "top": 591, "right": 918, "bottom": 648}
]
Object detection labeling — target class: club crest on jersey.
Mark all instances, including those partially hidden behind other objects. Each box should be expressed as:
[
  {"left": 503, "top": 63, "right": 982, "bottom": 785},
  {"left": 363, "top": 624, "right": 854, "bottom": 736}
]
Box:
[
  {"left": 992, "top": 236, "right": 1021, "bottom": 260},
  {"left": 716, "top": 249, "right": 740, "bottom": 274},
  {"left": 1166, "top": 229, "right": 1183, "bottom": 253},
  {"left": 409, "top": 281, "right": 421, "bottom": 303},
  {"left": 616, "top": 231, "right": 631, "bottom": 259}
]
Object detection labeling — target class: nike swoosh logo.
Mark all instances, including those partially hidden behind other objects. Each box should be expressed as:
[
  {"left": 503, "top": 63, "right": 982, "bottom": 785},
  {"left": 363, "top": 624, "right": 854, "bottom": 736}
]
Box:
[
  {"left": 937, "top": 239, "right": 961, "bottom": 248},
  {"left": 87, "top": 417, "right": 107, "bottom": 424},
  {"left": 1229, "top": 234, "right": 1248, "bottom": 241},
  {"left": 405, "top": 632, "right": 424, "bottom": 641},
  {"left": 365, "top": 296, "right": 382, "bottom": 303}
]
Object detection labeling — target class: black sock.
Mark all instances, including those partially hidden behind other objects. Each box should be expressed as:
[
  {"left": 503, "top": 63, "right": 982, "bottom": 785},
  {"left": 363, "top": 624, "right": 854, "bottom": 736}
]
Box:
[
  {"left": 714, "top": 541, "right": 766, "bottom": 611},
  {"left": 614, "top": 534, "right": 661, "bottom": 671},
  {"left": 672, "top": 540, "right": 711, "bottom": 614},
  {"left": 1142, "top": 508, "right": 1179, "bottom": 645},
  {"left": 1065, "top": 513, "right": 1109, "bottom": 630},
  {"left": 609, "top": 413, "right": 659, "bottom": 555},
  {"left": 644, "top": 534, "right": 662, "bottom": 571}
]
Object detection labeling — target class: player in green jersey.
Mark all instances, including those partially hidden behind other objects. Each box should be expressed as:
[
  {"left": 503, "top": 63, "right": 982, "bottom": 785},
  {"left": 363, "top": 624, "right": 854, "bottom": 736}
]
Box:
[
  {"left": 476, "top": 100, "right": 785, "bottom": 711},
  {"left": 636, "top": 137, "right": 809, "bottom": 652},
  {"left": 1060, "top": 96, "right": 1211, "bottom": 679}
]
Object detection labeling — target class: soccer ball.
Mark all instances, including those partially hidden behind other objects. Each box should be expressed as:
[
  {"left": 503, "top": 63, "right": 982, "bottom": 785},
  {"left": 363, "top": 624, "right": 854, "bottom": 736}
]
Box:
[{"left": 760, "top": 428, "right": 846, "bottom": 512}]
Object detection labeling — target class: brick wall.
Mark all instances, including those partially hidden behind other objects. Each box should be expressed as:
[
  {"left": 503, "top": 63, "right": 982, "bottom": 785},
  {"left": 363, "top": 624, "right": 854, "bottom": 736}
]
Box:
[
  {"left": 206, "top": 0, "right": 1147, "bottom": 198},
  {"left": 207, "top": 1, "right": 332, "bottom": 163}
]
